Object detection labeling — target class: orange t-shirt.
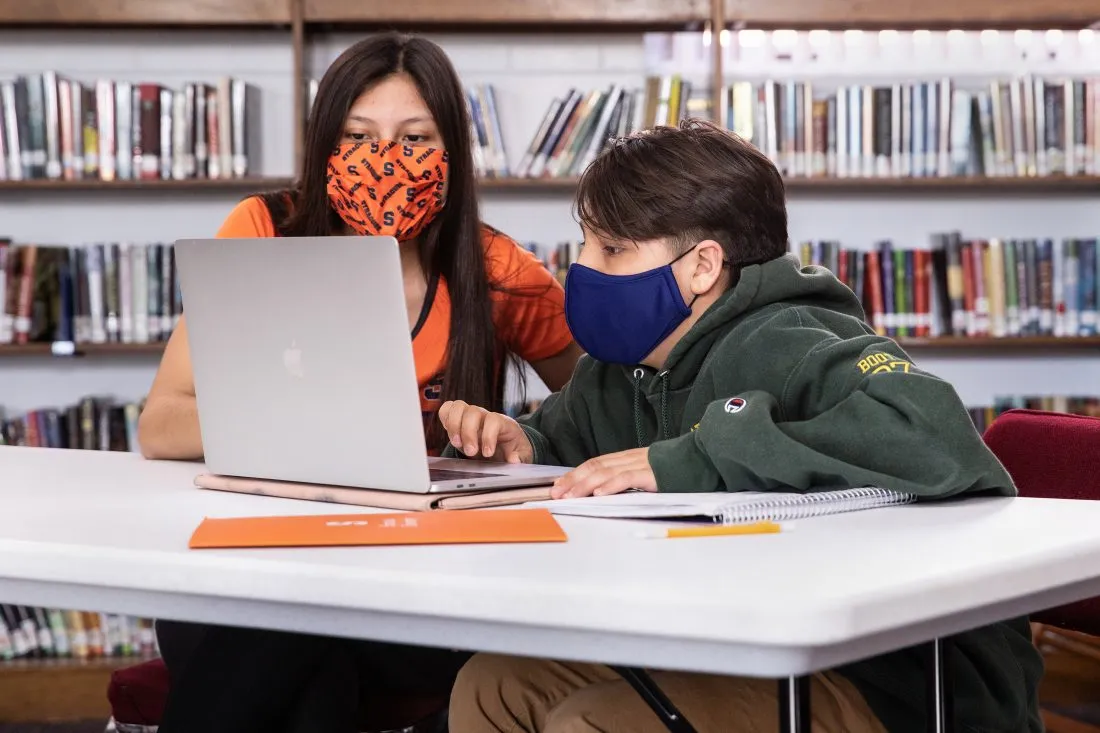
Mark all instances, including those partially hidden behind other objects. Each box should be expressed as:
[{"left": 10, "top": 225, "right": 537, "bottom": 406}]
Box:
[{"left": 214, "top": 196, "right": 572, "bottom": 437}]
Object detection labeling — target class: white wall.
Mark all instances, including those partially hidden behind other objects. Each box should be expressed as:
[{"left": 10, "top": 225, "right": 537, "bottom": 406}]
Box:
[{"left": 1, "top": 28, "right": 1098, "bottom": 414}]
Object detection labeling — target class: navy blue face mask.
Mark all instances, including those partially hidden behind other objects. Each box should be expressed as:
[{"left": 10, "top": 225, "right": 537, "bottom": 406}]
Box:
[{"left": 564, "top": 248, "right": 698, "bottom": 366}]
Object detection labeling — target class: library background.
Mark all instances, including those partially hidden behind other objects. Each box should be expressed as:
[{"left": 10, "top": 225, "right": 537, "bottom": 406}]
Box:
[{"left": 1, "top": 0, "right": 1099, "bottom": 730}]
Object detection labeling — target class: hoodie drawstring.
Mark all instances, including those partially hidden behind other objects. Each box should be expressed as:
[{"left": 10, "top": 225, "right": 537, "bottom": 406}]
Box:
[
  {"left": 632, "top": 368, "right": 672, "bottom": 447},
  {"left": 658, "top": 371, "right": 670, "bottom": 442}
]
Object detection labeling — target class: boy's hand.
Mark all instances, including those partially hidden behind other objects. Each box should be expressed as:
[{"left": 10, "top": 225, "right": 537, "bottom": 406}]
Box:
[
  {"left": 551, "top": 448, "right": 657, "bottom": 499},
  {"left": 438, "top": 400, "right": 534, "bottom": 464}
]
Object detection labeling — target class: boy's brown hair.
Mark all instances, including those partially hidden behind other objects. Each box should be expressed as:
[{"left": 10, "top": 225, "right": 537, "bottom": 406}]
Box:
[{"left": 574, "top": 118, "right": 789, "bottom": 273}]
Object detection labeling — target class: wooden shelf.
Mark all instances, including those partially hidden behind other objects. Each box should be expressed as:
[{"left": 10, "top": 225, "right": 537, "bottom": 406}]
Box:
[
  {"left": 0, "top": 655, "right": 143, "bottom": 671},
  {"left": 0, "top": 343, "right": 166, "bottom": 357},
  {"left": 1, "top": 339, "right": 1094, "bottom": 358},
  {"left": 4, "top": 175, "right": 1097, "bottom": 196},
  {"left": 304, "top": 0, "right": 709, "bottom": 29},
  {"left": 0, "top": 176, "right": 294, "bottom": 192},
  {"left": 898, "top": 336, "right": 1100, "bottom": 352},
  {"left": 477, "top": 175, "right": 1100, "bottom": 195},
  {"left": 784, "top": 176, "right": 1100, "bottom": 194},
  {"left": 8, "top": 174, "right": 1091, "bottom": 198},
  {"left": 479, "top": 177, "right": 581, "bottom": 193},
  {"left": 0, "top": 0, "right": 291, "bottom": 27},
  {"left": 725, "top": 0, "right": 1100, "bottom": 30},
  {"left": 1, "top": 0, "right": 1091, "bottom": 31},
  {"left": 0, "top": 656, "right": 148, "bottom": 722}
]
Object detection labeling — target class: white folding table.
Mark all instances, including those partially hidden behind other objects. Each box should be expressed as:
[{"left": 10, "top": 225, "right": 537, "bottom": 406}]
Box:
[{"left": 2, "top": 446, "right": 1100, "bottom": 732}]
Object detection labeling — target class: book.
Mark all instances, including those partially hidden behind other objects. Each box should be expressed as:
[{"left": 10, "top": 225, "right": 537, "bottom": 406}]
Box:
[
  {"left": 525, "top": 486, "right": 916, "bottom": 523},
  {"left": 194, "top": 473, "right": 553, "bottom": 512},
  {"left": 188, "top": 507, "right": 568, "bottom": 549}
]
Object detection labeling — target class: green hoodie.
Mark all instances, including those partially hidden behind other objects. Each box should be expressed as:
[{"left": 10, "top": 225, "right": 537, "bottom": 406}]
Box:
[{"left": 517, "top": 254, "right": 1044, "bottom": 732}]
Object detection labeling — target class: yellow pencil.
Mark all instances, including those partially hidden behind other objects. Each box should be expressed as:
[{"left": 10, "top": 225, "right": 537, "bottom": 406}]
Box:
[{"left": 637, "top": 520, "right": 783, "bottom": 539}]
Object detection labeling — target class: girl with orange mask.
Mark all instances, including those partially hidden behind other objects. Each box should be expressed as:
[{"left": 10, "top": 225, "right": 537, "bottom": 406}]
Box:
[{"left": 142, "top": 32, "right": 582, "bottom": 733}]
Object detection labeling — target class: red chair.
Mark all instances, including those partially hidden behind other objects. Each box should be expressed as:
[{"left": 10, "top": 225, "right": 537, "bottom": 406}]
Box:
[
  {"left": 108, "top": 659, "right": 168, "bottom": 731},
  {"left": 982, "top": 409, "right": 1100, "bottom": 733},
  {"left": 107, "top": 657, "right": 449, "bottom": 733}
]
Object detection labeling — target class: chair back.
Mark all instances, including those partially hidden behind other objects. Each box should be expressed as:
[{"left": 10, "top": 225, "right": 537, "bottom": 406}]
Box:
[{"left": 983, "top": 409, "right": 1100, "bottom": 634}]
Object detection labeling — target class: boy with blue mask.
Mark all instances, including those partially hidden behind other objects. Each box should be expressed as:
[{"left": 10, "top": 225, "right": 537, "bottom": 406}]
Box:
[{"left": 439, "top": 119, "right": 1042, "bottom": 732}]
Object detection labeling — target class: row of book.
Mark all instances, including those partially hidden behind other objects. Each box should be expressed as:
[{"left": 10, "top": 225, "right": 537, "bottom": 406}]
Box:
[
  {"left": 0, "top": 241, "right": 182, "bottom": 347},
  {"left": 315, "top": 76, "right": 711, "bottom": 181},
  {"left": 0, "top": 396, "right": 142, "bottom": 452},
  {"left": 529, "top": 236, "right": 1100, "bottom": 340},
  {"left": 1, "top": 233, "right": 1096, "bottom": 350},
  {"left": 967, "top": 395, "right": 1100, "bottom": 434},
  {"left": 0, "top": 605, "right": 156, "bottom": 662},
  {"left": 0, "top": 73, "right": 260, "bottom": 182},
  {"left": 514, "top": 75, "right": 709, "bottom": 179},
  {"left": 305, "top": 72, "right": 1100, "bottom": 182},
  {"left": 723, "top": 77, "right": 1100, "bottom": 180},
  {"left": 798, "top": 235, "right": 1100, "bottom": 339}
]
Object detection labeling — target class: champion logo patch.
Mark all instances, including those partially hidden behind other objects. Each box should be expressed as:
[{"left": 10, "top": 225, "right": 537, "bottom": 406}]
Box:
[{"left": 724, "top": 397, "right": 747, "bottom": 414}]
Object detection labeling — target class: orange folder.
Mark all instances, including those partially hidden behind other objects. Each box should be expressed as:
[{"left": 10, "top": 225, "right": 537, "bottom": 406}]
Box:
[{"left": 189, "top": 508, "right": 568, "bottom": 549}]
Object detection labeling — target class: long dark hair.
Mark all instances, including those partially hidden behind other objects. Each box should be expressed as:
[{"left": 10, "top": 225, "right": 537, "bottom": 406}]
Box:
[{"left": 261, "top": 32, "right": 516, "bottom": 451}]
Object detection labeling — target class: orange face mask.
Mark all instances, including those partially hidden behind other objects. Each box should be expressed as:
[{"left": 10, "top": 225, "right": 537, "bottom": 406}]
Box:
[{"left": 326, "top": 140, "right": 448, "bottom": 241}]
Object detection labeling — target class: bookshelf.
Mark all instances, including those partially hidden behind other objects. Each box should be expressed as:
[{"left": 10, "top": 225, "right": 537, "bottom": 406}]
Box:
[
  {"left": 2, "top": 336, "right": 1100, "bottom": 359},
  {"left": 0, "top": 343, "right": 165, "bottom": 357},
  {"left": 7, "top": 0, "right": 1078, "bottom": 33},
  {"left": 719, "top": 0, "right": 1100, "bottom": 31},
  {"left": 302, "top": 0, "right": 711, "bottom": 29},
  {"left": 0, "top": 7, "right": 1095, "bottom": 397},
  {"left": 0, "top": 176, "right": 293, "bottom": 192},
  {"left": 0, "top": 0, "right": 1098, "bottom": 726},
  {"left": 0, "top": 0, "right": 293, "bottom": 27},
  {"left": 898, "top": 336, "right": 1100, "bottom": 351},
  {"left": 0, "top": 656, "right": 146, "bottom": 722},
  {"left": 0, "top": 3, "right": 1095, "bottom": 414},
  {"left": 479, "top": 175, "right": 1100, "bottom": 195},
  {"left": 3, "top": 336, "right": 1100, "bottom": 361}
]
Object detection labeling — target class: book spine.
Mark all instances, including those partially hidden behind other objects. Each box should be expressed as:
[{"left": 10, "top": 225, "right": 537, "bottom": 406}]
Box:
[
  {"left": 879, "top": 241, "right": 896, "bottom": 337},
  {"left": 1003, "top": 240, "right": 1020, "bottom": 336}
]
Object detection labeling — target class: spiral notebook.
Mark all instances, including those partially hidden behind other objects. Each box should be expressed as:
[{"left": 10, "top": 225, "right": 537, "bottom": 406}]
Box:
[{"left": 525, "top": 487, "right": 917, "bottom": 524}]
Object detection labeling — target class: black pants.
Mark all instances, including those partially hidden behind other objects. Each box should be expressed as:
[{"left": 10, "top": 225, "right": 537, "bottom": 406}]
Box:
[{"left": 156, "top": 619, "right": 471, "bottom": 733}]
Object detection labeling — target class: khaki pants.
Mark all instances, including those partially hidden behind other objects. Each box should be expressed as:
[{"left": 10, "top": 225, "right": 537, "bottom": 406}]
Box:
[{"left": 449, "top": 654, "right": 888, "bottom": 733}]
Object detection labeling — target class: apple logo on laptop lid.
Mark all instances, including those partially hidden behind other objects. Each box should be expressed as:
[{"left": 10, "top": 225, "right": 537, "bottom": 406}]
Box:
[{"left": 283, "top": 340, "right": 305, "bottom": 379}]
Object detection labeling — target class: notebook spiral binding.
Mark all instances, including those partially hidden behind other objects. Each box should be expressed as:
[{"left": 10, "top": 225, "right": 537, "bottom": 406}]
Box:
[{"left": 716, "top": 486, "right": 918, "bottom": 525}]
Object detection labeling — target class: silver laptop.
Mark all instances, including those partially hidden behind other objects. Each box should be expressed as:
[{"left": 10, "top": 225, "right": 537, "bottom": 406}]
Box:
[{"left": 173, "top": 234, "right": 569, "bottom": 494}]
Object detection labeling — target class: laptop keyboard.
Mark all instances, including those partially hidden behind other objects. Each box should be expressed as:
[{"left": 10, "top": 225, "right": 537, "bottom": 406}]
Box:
[{"left": 429, "top": 467, "right": 509, "bottom": 482}]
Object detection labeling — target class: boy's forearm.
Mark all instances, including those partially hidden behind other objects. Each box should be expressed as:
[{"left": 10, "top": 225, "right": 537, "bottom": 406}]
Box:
[{"left": 136, "top": 394, "right": 204, "bottom": 461}]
